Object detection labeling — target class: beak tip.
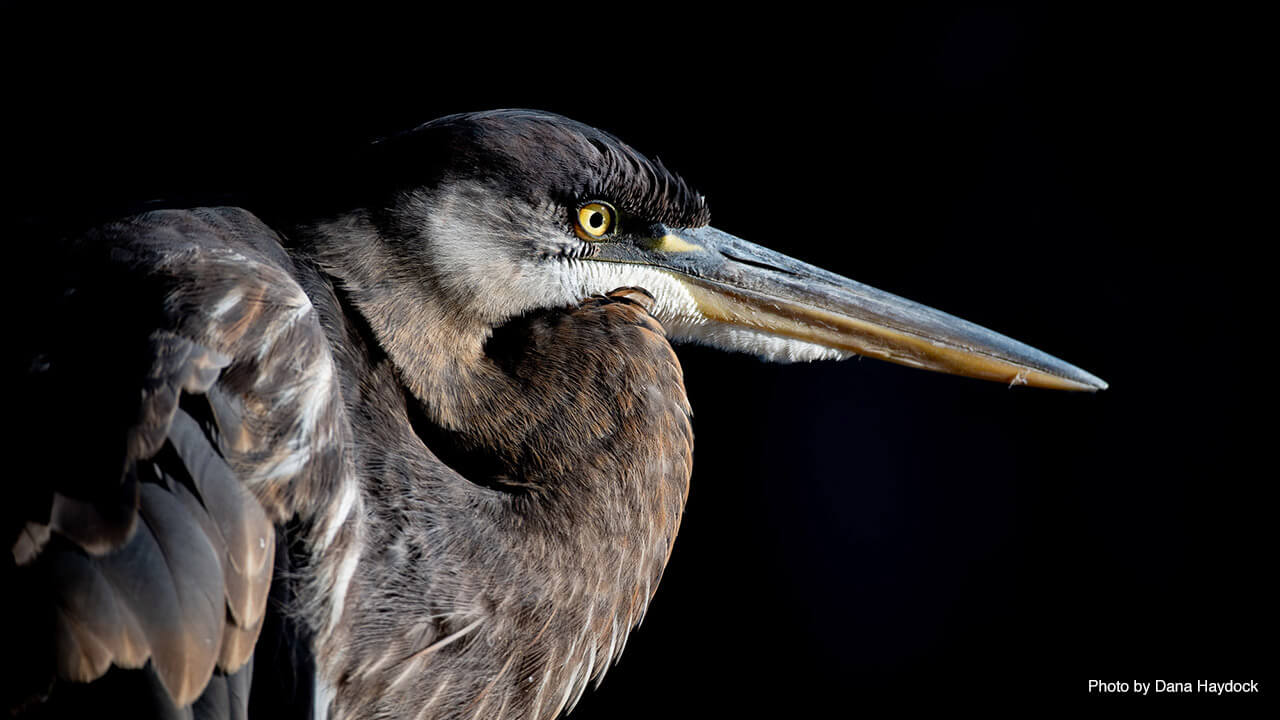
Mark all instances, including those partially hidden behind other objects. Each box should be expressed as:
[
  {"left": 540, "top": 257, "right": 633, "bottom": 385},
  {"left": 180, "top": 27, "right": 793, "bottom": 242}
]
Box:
[{"left": 1060, "top": 367, "right": 1108, "bottom": 392}]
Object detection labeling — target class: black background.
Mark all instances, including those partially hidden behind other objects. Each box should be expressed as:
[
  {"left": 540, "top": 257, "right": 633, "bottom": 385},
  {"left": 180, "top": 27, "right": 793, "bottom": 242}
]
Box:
[{"left": 2, "top": 5, "right": 1267, "bottom": 715}]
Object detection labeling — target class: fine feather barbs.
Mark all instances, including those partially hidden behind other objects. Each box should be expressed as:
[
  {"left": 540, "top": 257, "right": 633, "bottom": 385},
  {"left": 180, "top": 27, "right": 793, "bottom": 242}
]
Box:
[{"left": 5, "top": 110, "right": 1103, "bottom": 720}]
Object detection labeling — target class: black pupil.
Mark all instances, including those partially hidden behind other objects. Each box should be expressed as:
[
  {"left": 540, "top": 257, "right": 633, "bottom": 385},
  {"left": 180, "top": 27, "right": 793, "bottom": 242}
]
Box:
[{"left": 589, "top": 211, "right": 604, "bottom": 229}]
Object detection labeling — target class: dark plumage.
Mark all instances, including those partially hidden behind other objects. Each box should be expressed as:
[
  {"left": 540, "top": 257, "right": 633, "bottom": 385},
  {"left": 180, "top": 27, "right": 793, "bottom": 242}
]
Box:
[
  {"left": 6, "top": 112, "right": 695, "bottom": 720},
  {"left": 4, "top": 109, "right": 1103, "bottom": 720},
  {"left": 362, "top": 111, "right": 710, "bottom": 229}
]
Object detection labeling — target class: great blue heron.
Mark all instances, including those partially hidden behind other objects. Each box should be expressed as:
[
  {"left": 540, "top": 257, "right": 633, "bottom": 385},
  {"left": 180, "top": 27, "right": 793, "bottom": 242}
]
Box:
[{"left": 4, "top": 109, "right": 1105, "bottom": 719}]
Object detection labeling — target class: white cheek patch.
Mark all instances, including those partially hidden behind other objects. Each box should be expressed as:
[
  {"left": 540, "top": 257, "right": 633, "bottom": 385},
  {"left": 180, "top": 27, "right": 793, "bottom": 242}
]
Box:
[
  {"left": 561, "top": 260, "right": 704, "bottom": 329},
  {"left": 559, "top": 260, "right": 850, "bottom": 364},
  {"left": 674, "top": 324, "right": 851, "bottom": 363}
]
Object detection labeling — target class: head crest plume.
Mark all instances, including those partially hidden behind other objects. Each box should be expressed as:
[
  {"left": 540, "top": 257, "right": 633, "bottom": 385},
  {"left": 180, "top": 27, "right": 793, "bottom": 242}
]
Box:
[{"left": 375, "top": 109, "right": 711, "bottom": 228}]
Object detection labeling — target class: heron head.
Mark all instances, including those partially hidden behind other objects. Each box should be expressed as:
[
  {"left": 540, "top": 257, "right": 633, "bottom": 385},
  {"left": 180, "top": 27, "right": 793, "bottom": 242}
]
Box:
[{"left": 336, "top": 109, "right": 1104, "bottom": 391}]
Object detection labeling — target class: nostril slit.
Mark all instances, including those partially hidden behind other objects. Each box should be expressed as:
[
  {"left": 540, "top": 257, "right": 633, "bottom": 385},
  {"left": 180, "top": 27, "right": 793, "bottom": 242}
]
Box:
[{"left": 720, "top": 250, "right": 800, "bottom": 277}]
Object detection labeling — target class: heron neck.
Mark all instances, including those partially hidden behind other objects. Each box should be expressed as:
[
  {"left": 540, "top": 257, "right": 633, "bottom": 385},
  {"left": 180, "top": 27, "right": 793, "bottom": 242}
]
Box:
[
  {"left": 295, "top": 210, "right": 503, "bottom": 415},
  {"left": 289, "top": 218, "right": 694, "bottom": 717}
]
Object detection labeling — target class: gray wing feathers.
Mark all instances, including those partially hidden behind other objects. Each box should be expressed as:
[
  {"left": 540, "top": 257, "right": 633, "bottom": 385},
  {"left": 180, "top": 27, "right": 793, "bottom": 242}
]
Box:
[
  {"left": 192, "top": 663, "right": 254, "bottom": 720},
  {"left": 48, "top": 412, "right": 273, "bottom": 707},
  {"left": 132, "top": 331, "right": 232, "bottom": 462},
  {"left": 139, "top": 208, "right": 350, "bottom": 524},
  {"left": 14, "top": 207, "right": 345, "bottom": 716},
  {"left": 17, "top": 332, "right": 232, "bottom": 565},
  {"left": 167, "top": 410, "right": 273, "bottom": 670}
]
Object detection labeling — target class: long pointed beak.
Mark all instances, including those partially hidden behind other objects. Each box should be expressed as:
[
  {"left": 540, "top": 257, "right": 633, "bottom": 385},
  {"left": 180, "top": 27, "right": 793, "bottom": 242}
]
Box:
[{"left": 591, "top": 225, "right": 1107, "bottom": 391}]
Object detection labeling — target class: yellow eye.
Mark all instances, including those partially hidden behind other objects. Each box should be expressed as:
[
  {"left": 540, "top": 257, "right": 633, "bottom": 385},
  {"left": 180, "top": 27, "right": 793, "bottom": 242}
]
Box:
[{"left": 575, "top": 202, "right": 616, "bottom": 240}]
